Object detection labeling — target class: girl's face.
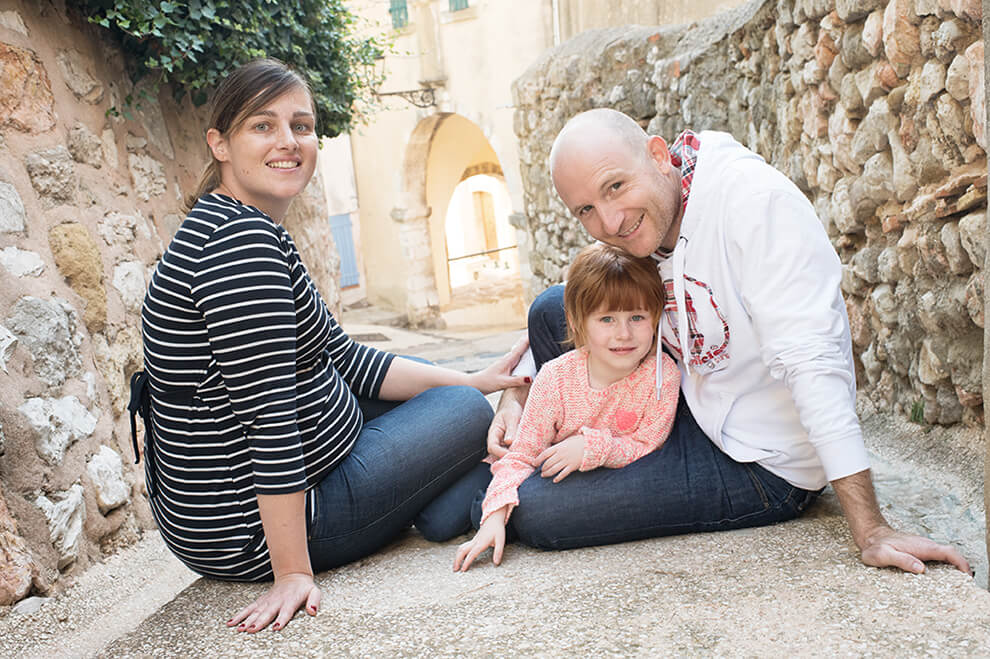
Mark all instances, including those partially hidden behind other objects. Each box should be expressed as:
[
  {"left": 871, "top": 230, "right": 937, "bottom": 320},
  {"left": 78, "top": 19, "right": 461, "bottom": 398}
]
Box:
[
  {"left": 582, "top": 305, "right": 655, "bottom": 388},
  {"left": 208, "top": 86, "right": 318, "bottom": 221}
]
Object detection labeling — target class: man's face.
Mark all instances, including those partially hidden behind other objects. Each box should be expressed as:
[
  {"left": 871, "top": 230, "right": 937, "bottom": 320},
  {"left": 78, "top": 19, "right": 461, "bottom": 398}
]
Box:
[{"left": 552, "top": 135, "right": 683, "bottom": 257}]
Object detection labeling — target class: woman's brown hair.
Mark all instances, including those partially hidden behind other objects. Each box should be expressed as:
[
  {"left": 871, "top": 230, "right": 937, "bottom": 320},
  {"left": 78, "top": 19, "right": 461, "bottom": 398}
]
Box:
[
  {"left": 185, "top": 58, "right": 314, "bottom": 210},
  {"left": 563, "top": 243, "right": 665, "bottom": 349}
]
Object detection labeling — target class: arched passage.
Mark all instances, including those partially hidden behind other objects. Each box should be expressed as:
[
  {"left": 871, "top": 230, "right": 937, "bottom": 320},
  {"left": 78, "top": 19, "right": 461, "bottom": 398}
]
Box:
[{"left": 394, "top": 112, "right": 523, "bottom": 327}]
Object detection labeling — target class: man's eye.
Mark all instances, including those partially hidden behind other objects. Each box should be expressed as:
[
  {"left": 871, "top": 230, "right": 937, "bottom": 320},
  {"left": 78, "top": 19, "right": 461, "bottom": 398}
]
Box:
[
  {"left": 610, "top": 182, "right": 622, "bottom": 191},
  {"left": 578, "top": 205, "right": 592, "bottom": 216}
]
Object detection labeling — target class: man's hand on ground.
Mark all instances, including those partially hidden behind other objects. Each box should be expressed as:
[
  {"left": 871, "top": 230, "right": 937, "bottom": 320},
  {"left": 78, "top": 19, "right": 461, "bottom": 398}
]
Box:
[
  {"left": 860, "top": 525, "right": 972, "bottom": 575},
  {"left": 486, "top": 384, "right": 529, "bottom": 458}
]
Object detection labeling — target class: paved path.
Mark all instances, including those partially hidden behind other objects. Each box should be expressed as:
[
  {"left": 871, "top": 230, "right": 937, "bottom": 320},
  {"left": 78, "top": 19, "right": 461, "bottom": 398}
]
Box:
[{"left": 2, "top": 308, "right": 988, "bottom": 657}]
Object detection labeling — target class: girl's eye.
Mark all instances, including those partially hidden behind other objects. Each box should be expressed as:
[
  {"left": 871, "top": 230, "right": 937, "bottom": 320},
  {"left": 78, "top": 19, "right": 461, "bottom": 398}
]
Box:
[
  {"left": 610, "top": 181, "right": 622, "bottom": 191},
  {"left": 631, "top": 314, "right": 646, "bottom": 322},
  {"left": 599, "top": 316, "right": 614, "bottom": 323},
  {"left": 578, "top": 205, "right": 592, "bottom": 217}
]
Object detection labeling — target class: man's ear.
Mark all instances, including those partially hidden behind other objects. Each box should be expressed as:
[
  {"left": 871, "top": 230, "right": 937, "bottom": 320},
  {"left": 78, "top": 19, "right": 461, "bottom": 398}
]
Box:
[
  {"left": 646, "top": 135, "right": 672, "bottom": 173},
  {"left": 206, "top": 128, "right": 229, "bottom": 162}
]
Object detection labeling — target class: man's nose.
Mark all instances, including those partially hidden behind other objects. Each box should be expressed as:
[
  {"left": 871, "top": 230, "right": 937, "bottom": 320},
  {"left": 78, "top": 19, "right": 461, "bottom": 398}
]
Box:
[{"left": 600, "top": 202, "right": 624, "bottom": 235}]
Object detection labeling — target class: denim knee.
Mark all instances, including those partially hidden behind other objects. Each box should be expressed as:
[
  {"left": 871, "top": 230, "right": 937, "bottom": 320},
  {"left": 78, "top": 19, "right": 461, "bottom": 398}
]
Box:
[{"left": 528, "top": 285, "right": 567, "bottom": 367}]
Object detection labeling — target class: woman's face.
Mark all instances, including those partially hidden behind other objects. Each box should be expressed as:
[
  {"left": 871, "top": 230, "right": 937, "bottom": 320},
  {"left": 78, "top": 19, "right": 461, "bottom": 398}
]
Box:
[{"left": 209, "top": 86, "right": 318, "bottom": 220}]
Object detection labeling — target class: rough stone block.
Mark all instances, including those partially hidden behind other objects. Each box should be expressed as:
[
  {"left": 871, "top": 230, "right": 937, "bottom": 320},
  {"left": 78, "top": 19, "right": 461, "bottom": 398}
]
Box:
[
  {"left": 6, "top": 296, "right": 82, "bottom": 388},
  {"left": 0, "top": 246, "right": 45, "bottom": 278},
  {"left": 25, "top": 146, "right": 76, "bottom": 206},
  {"left": 127, "top": 153, "right": 167, "bottom": 202},
  {"left": 918, "top": 337, "right": 949, "bottom": 384},
  {"left": 112, "top": 261, "right": 147, "bottom": 312},
  {"left": 67, "top": 122, "right": 104, "bottom": 168},
  {"left": 957, "top": 210, "right": 986, "bottom": 269},
  {"left": 940, "top": 221, "right": 972, "bottom": 275},
  {"left": 0, "top": 181, "right": 26, "bottom": 234},
  {"left": 883, "top": 0, "right": 921, "bottom": 77},
  {"left": 918, "top": 59, "right": 947, "bottom": 103},
  {"left": 0, "top": 42, "right": 56, "bottom": 133},
  {"left": 55, "top": 49, "right": 104, "bottom": 104},
  {"left": 837, "top": 0, "right": 885, "bottom": 21},
  {"left": 964, "top": 271, "right": 983, "bottom": 327},
  {"left": 18, "top": 395, "right": 98, "bottom": 464},
  {"left": 87, "top": 446, "right": 130, "bottom": 515},
  {"left": 943, "top": 53, "right": 969, "bottom": 101},
  {"left": 964, "top": 41, "right": 985, "bottom": 149},
  {"left": 0, "top": 486, "right": 38, "bottom": 606},
  {"left": 35, "top": 485, "right": 85, "bottom": 570},
  {"left": 932, "top": 19, "right": 965, "bottom": 61},
  {"left": 48, "top": 224, "right": 106, "bottom": 333}
]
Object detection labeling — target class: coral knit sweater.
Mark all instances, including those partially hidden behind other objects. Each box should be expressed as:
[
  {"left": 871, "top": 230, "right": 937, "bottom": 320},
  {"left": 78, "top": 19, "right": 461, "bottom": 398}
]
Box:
[{"left": 481, "top": 349, "right": 681, "bottom": 524}]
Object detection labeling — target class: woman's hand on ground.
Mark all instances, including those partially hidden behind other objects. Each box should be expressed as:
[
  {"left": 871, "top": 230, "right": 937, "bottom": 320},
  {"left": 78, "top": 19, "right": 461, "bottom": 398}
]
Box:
[
  {"left": 227, "top": 572, "right": 321, "bottom": 633},
  {"left": 467, "top": 335, "right": 531, "bottom": 394},
  {"left": 537, "top": 436, "right": 585, "bottom": 482},
  {"left": 453, "top": 509, "right": 508, "bottom": 572}
]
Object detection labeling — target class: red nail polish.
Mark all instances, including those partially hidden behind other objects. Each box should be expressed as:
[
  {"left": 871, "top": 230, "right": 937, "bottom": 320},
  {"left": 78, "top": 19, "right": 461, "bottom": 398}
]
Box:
[{"left": 524, "top": 377, "right": 532, "bottom": 384}]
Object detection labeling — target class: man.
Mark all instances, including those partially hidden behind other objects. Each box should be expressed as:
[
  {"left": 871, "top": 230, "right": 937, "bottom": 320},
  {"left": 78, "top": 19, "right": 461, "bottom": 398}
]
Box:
[{"left": 489, "top": 108, "right": 969, "bottom": 574}]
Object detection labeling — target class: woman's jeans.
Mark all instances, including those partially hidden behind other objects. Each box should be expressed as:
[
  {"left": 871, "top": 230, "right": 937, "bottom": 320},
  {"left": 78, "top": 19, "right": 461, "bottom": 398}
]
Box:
[
  {"left": 306, "top": 383, "right": 493, "bottom": 573},
  {"left": 468, "top": 284, "right": 821, "bottom": 550}
]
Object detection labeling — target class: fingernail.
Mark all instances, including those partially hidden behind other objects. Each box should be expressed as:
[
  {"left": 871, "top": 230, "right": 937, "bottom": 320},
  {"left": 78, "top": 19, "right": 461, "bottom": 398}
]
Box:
[
  {"left": 273, "top": 623, "right": 280, "bottom": 631},
  {"left": 524, "top": 377, "right": 532, "bottom": 383}
]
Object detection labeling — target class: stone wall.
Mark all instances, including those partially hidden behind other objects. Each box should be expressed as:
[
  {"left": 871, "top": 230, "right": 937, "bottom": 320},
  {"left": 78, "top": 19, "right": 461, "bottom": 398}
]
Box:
[
  {"left": 512, "top": 0, "right": 986, "bottom": 428},
  {"left": 0, "top": 3, "right": 340, "bottom": 606}
]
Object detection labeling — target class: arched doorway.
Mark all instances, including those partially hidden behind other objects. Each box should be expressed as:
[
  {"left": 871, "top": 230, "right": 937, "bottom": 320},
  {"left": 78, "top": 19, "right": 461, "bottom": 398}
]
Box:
[{"left": 394, "top": 112, "right": 525, "bottom": 328}]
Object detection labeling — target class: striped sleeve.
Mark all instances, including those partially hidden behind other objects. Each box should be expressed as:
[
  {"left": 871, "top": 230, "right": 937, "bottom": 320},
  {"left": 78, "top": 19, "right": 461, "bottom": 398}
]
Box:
[
  {"left": 324, "top": 314, "right": 395, "bottom": 399},
  {"left": 190, "top": 214, "right": 307, "bottom": 495}
]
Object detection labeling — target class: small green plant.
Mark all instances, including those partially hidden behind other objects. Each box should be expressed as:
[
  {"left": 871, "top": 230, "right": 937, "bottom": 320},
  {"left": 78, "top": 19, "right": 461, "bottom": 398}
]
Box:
[
  {"left": 68, "top": 0, "right": 384, "bottom": 135},
  {"left": 909, "top": 400, "right": 925, "bottom": 424}
]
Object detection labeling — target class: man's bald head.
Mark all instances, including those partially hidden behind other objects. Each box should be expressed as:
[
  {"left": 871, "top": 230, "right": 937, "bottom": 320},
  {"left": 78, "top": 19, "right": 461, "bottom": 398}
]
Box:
[{"left": 549, "top": 109, "right": 650, "bottom": 180}]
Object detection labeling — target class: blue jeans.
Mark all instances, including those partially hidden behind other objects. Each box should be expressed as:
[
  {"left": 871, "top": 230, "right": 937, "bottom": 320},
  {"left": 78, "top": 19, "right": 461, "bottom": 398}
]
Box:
[
  {"left": 306, "top": 384, "right": 493, "bottom": 572},
  {"left": 470, "top": 284, "right": 820, "bottom": 550}
]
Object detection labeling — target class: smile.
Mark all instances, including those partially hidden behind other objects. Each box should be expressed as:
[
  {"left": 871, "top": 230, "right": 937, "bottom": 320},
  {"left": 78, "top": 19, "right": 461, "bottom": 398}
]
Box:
[
  {"left": 267, "top": 161, "right": 299, "bottom": 169},
  {"left": 617, "top": 216, "right": 643, "bottom": 238}
]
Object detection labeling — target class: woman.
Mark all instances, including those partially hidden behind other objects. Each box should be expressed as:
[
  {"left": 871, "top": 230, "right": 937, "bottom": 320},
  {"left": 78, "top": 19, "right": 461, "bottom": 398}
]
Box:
[{"left": 138, "top": 59, "right": 527, "bottom": 633}]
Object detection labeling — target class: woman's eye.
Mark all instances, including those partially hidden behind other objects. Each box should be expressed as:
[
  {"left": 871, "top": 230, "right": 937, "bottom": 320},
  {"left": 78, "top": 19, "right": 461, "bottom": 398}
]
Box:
[
  {"left": 254, "top": 122, "right": 270, "bottom": 131},
  {"left": 294, "top": 123, "right": 312, "bottom": 133}
]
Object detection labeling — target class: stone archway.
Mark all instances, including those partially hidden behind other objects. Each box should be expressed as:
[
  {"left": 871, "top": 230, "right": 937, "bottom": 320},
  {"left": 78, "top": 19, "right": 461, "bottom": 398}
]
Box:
[{"left": 393, "top": 112, "right": 516, "bottom": 327}]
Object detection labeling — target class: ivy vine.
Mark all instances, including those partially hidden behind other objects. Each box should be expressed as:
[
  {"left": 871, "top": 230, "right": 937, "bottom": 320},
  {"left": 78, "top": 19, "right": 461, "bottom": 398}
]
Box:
[{"left": 67, "top": 0, "right": 384, "bottom": 135}]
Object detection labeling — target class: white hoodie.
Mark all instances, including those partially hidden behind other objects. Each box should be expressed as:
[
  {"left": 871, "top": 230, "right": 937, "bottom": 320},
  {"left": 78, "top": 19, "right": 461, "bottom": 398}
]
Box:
[{"left": 655, "top": 131, "right": 869, "bottom": 490}]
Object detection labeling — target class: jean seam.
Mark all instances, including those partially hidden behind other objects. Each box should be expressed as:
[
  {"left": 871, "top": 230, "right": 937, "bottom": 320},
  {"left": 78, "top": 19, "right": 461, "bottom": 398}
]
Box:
[
  {"left": 307, "top": 448, "right": 484, "bottom": 544},
  {"left": 742, "top": 464, "right": 771, "bottom": 509}
]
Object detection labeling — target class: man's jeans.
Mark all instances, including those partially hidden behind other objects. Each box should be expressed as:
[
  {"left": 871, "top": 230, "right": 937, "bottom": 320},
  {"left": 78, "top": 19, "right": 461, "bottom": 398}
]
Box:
[
  {"left": 306, "top": 384, "right": 492, "bottom": 572},
  {"left": 470, "top": 284, "right": 820, "bottom": 550}
]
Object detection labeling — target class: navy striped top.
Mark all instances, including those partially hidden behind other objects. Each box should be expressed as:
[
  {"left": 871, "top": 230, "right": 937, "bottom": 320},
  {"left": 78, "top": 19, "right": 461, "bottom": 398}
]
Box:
[{"left": 140, "top": 193, "right": 394, "bottom": 581}]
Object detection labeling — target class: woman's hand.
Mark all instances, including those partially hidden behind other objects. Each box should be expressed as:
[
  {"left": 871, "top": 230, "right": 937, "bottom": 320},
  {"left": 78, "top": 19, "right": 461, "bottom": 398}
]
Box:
[
  {"left": 537, "top": 436, "right": 586, "bottom": 482},
  {"left": 466, "top": 335, "right": 532, "bottom": 395},
  {"left": 453, "top": 508, "right": 508, "bottom": 572},
  {"left": 227, "top": 572, "right": 321, "bottom": 633}
]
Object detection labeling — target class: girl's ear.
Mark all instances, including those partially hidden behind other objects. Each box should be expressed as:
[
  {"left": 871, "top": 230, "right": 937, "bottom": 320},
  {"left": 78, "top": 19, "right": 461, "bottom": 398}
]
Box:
[{"left": 206, "top": 128, "right": 230, "bottom": 163}]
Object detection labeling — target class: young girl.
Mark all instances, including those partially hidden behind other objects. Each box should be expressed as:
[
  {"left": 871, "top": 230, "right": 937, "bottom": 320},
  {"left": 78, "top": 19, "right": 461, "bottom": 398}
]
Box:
[{"left": 453, "top": 243, "right": 680, "bottom": 571}]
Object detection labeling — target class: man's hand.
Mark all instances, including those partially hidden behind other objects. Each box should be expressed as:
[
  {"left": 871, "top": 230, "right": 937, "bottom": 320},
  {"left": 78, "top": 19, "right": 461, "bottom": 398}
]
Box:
[
  {"left": 486, "top": 384, "right": 530, "bottom": 458},
  {"left": 227, "top": 572, "right": 321, "bottom": 633},
  {"left": 831, "top": 469, "right": 971, "bottom": 575},
  {"left": 860, "top": 526, "right": 971, "bottom": 575},
  {"left": 453, "top": 507, "right": 508, "bottom": 572},
  {"left": 537, "top": 435, "right": 585, "bottom": 482}
]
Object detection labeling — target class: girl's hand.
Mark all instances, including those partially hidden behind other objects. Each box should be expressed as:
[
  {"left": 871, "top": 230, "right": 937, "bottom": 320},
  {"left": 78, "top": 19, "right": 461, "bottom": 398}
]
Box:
[
  {"left": 466, "top": 336, "right": 531, "bottom": 394},
  {"left": 453, "top": 508, "right": 508, "bottom": 572},
  {"left": 227, "top": 572, "right": 321, "bottom": 633},
  {"left": 537, "top": 436, "right": 586, "bottom": 482}
]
